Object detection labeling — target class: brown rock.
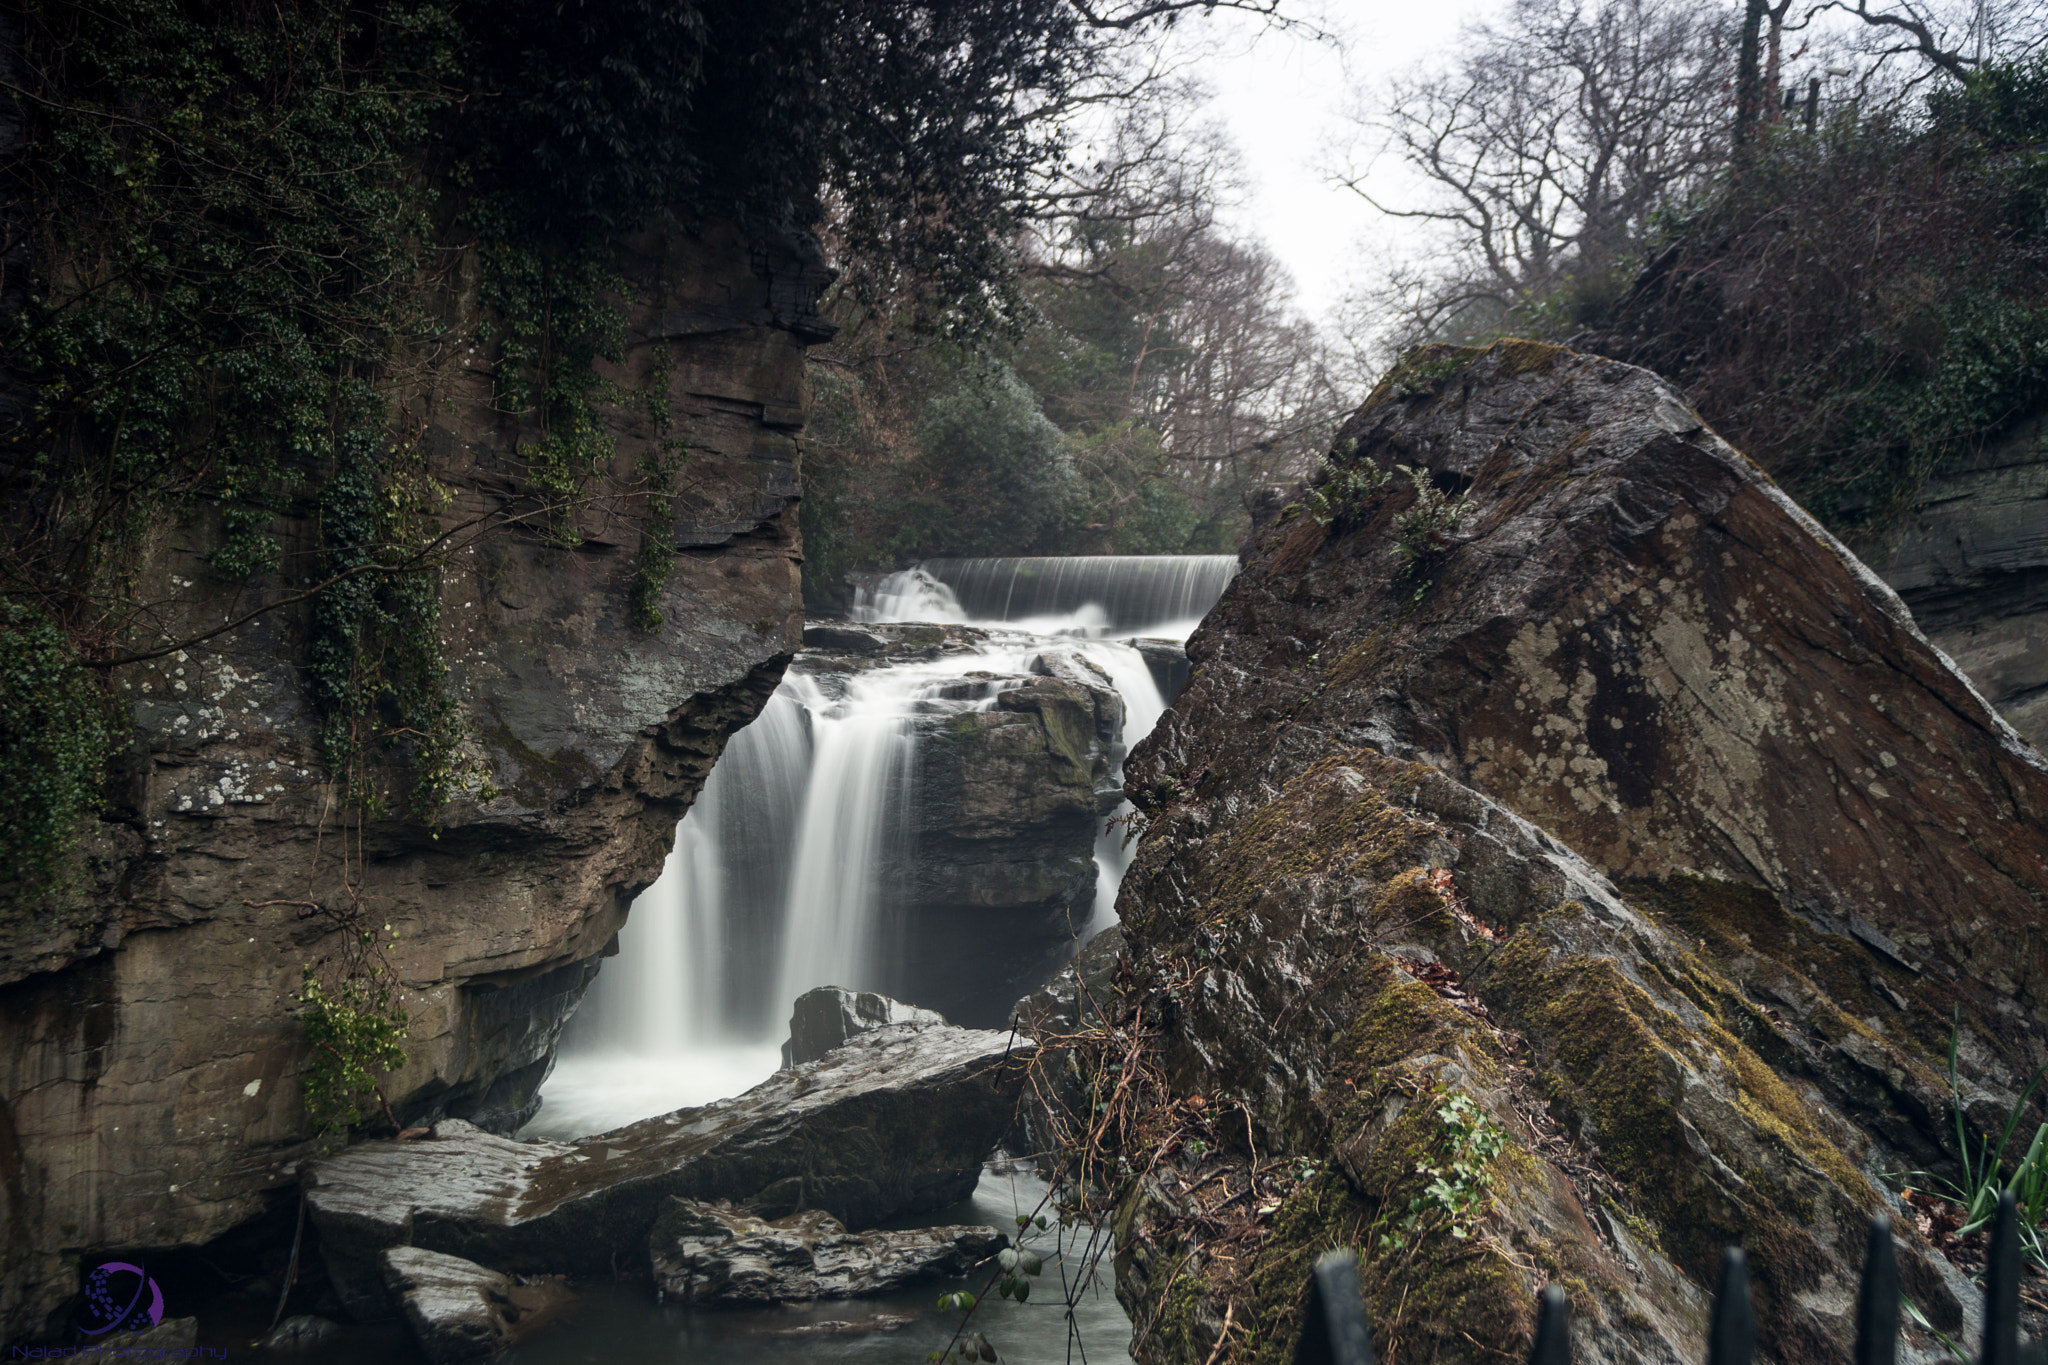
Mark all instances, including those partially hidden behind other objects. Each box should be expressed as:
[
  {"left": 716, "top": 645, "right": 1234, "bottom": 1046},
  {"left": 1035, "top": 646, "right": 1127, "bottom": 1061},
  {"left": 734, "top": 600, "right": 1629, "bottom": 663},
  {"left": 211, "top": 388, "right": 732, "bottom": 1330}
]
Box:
[
  {"left": 1098, "top": 341, "right": 2048, "bottom": 1364},
  {"left": 0, "top": 219, "right": 828, "bottom": 1338}
]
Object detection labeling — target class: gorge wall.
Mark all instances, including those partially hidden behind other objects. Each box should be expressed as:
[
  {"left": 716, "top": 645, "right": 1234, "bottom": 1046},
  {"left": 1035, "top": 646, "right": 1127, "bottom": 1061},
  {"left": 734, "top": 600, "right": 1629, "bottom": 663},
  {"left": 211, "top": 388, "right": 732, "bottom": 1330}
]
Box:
[
  {"left": 1085, "top": 342, "right": 2048, "bottom": 1364},
  {"left": 0, "top": 218, "right": 830, "bottom": 1338},
  {"left": 1880, "top": 407, "right": 2048, "bottom": 747}
]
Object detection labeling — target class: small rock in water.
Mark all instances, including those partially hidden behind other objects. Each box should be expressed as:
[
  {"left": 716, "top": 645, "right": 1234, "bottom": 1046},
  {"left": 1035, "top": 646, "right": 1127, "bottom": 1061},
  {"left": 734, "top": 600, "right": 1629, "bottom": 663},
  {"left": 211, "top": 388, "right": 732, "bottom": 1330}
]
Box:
[
  {"left": 650, "top": 1197, "right": 1005, "bottom": 1306},
  {"left": 380, "top": 1246, "right": 518, "bottom": 1364},
  {"left": 760, "top": 1313, "right": 919, "bottom": 1336},
  {"left": 781, "top": 986, "right": 947, "bottom": 1067},
  {"left": 258, "top": 1315, "right": 342, "bottom": 1350}
]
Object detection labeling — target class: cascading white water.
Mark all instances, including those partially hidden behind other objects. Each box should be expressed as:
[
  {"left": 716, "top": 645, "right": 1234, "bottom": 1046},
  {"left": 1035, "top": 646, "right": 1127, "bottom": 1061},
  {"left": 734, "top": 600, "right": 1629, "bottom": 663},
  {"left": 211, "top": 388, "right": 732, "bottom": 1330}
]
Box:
[
  {"left": 527, "top": 557, "right": 1230, "bottom": 1140},
  {"left": 857, "top": 554, "right": 1238, "bottom": 640}
]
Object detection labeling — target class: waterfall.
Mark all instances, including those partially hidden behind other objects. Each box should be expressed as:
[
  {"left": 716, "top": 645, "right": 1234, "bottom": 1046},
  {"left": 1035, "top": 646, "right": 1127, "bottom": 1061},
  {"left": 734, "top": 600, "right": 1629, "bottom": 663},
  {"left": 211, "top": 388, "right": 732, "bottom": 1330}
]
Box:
[
  {"left": 857, "top": 554, "right": 1239, "bottom": 639},
  {"left": 528, "top": 557, "right": 1229, "bottom": 1139}
]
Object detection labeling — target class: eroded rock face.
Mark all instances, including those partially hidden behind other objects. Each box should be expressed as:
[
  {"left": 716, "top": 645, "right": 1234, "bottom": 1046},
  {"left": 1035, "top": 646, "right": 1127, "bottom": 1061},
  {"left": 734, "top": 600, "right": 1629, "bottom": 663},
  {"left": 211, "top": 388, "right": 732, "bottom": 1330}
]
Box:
[
  {"left": 648, "top": 1198, "right": 1005, "bottom": 1305},
  {"left": 304, "top": 1027, "right": 1031, "bottom": 1318},
  {"left": 0, "top": 218, "right": 828, "bottom": 1338},
  {"left": 1089, "top": 341, "right": 2048, "bottom": 1364}
]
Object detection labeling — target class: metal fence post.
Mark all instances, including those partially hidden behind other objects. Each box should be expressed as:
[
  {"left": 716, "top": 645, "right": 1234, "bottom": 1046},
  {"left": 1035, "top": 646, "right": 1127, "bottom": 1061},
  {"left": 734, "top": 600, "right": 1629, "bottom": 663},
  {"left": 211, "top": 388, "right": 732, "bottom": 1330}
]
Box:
[
  {"left": 1708, "top": 1247, "right": 1754, "bottom": 1365},
  {"left": 1529, "top": 1283, "right": 1572, "bottom": 1365},
  {"left": 1292, "top": 1249, "right": 1376, "bottom": 1365},
  {"left": 1855, "top": 1215, "right": 1899, "bottom": 1365}
]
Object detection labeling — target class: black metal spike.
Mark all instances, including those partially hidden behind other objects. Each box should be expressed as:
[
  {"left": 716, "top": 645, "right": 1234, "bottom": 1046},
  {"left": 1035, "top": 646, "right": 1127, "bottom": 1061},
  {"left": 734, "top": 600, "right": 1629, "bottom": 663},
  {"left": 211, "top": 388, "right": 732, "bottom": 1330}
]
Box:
[
  {"left": 1709, "top": 1247, "right": 1755, "bottom": 1365},
  {"left": 1855, "top": 1215, "right": 1899, "bottom": 1365},
  {"left": 1529, "top": 1283, "right": 1572, "bottom": 1365},
  {"left": 1983, "top": 1191, "right": 2021, "bottom": 1365},
  {"left": 1293, "top": 1249, "right": 1376, "bottom": 1365}
]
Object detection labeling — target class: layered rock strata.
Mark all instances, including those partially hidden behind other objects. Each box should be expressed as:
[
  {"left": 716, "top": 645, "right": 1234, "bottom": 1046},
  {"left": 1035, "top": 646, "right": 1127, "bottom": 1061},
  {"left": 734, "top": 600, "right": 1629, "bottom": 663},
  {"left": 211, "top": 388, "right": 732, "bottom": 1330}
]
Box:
[
  {"left": 304, "top": 1023, "right": 1031, "bottom": 1317},
  {"left": 1083, "top": 341, "right": 2048, "bottom": 1364},
  {"left": 1879, "top": 406, "right": 2048, "bottom": 746},
  {"left": 0, "top": 218, "right": 829, "bottom": 1338}
]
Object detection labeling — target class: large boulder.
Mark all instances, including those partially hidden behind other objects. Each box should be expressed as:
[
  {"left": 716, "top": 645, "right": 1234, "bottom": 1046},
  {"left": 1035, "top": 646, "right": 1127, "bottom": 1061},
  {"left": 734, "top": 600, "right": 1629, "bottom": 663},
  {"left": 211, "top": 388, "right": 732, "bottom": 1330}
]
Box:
[
  {"left": 304, "top": 1025, "right": 1030, "bottom": 1317},
  {"left": 1088, "top": 341, "right": 2048, "bottom": 1364},
  {"left": 797, "top": 625, "right": 1125, "bottom": 1025},
  {"left": 647, "top": 1198, "right": 1005, "bottom": 1304}
]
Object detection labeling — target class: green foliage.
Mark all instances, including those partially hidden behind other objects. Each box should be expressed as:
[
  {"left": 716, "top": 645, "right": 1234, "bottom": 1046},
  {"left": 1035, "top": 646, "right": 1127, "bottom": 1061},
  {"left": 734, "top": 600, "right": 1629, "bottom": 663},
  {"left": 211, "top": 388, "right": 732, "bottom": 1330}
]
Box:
[
  {"left": 0, "top": 601, "right": 119, "bottom": 888},
  {"left": 1390, "top": 465, "right": 1477, "bottom": 559},
  {"left": 1929, "top": 55, "right": 2048, "bottom": 145},
  {"left": 1897, "top": 1011, "right": 2048, "bottom": 1270},
  {"left": 1583, "top": 90, "right": 2048, "bottom": 543},
  {"left": 293, "top": 959, "right": 409, "bottom": 1134},
  {"left": 1377, "top": 1093, "right": 1508, "bottom": 1250},
  {"left": 304, "top": 416, "right": 492, "bottom": 820},
  {"left": 1306, "top": 447, "right": 1390, "bottom": 529},
  {"left": 913, "top": 368, "right": 1079, "bottom": 556}
]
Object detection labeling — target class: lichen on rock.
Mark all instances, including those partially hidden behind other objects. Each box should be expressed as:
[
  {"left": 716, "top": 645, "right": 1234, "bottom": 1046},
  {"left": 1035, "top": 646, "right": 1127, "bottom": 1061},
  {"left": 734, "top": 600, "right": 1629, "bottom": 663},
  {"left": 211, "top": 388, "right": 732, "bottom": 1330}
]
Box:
[{"left": 1069, "top": 340, "right": 2048, "bottom": 1363}]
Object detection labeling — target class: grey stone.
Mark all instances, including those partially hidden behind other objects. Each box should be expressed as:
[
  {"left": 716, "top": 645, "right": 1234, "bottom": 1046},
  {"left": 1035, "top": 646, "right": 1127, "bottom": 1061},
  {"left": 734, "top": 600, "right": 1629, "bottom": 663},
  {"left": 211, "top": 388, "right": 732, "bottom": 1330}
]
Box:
[
  {"left": 802, "top": 625, "right": 889, "bottom": 654},
  {"left": 781, "top": 987, "right": 946, "bottom": 1068},
  {"left": 1878, "top": 407, "right": 2048, "bottom": 746},
  {"left": 648, "top": 1198, "right": 1005, "bottom": 1304},
  {"left": 380, "top": 1247, "right": 515, "bottom": 1364},
  {"left": 305, "top": 1023, "right": 1031, "bottom": 1317}
]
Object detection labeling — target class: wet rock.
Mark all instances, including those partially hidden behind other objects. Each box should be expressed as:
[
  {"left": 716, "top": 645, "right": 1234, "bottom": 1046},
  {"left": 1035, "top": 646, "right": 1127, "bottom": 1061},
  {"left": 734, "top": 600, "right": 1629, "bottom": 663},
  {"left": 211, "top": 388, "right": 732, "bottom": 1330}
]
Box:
[
  {"left": 380, "top": 1247, "right": 516, "bottom": 1364},
  {"left": 1123, "top": 637, "right": 1191, "bottom": 705},
  {"left": 647, "top": 1198, "right": 1004, "bottom": 1304},
  {"left": 0, "top": 219, "right": 827, "bottom": 1338},
  {"left": 887, "top": 659, "right": 1122, "bottom": 1025},
  {"left": 1102, "top": 340, "right": 2048, "bottom": 1364},
  {"left": 781, "top": 987, "right": 946, "bottom": 1067},
  {"left": 1008, "top": 926, "right": 1122, "bottom": 1169},
  {"left": 801, "top": 625, "right": 888, "bottom": 654},
  {"left": 258, "top": 1315, "right": 343, "bottom": 1350},
  {"left": 305, "top": 1025, "right": 1031, "bottom": 1318}
]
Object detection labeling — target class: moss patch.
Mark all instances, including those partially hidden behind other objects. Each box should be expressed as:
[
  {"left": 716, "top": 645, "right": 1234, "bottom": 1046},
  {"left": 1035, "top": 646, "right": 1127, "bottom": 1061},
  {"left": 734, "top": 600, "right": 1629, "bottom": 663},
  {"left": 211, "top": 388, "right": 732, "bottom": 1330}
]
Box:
[{"left": 1483, "top": 922, "right": 1872, "bottom": 1361}]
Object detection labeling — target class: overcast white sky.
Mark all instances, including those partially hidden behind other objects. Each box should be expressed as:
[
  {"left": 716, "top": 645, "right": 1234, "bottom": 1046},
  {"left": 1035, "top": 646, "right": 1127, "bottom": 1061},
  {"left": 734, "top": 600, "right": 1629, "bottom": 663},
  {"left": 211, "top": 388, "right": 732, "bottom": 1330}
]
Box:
[{"left": 1167, "top": 0, "right": 1505, "bottom": 333}]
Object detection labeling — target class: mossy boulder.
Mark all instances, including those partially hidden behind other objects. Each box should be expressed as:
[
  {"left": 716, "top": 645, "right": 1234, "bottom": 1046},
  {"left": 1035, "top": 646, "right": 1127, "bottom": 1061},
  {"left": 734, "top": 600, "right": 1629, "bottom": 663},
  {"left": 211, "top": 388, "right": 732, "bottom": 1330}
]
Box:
[{"left": 1080, "top": 340, "right": 2048, "bottom": 1363}]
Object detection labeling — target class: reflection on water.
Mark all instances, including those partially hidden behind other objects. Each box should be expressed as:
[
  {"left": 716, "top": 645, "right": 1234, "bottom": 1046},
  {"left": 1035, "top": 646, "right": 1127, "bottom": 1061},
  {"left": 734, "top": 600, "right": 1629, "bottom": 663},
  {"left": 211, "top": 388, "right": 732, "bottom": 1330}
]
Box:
[{"left": 501, "top": 1166, "right": 1131, "bottom": 1365}]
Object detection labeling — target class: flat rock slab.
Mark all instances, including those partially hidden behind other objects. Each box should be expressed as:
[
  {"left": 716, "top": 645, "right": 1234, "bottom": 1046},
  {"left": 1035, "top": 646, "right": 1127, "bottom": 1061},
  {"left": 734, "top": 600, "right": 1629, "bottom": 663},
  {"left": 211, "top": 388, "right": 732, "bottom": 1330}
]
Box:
[
  {"left": 649, "top": 1198, "right": 1004, "bottom": 1304},
  {"left": 306, "top": 1023, "right": 1030, "bottom": 1317}
]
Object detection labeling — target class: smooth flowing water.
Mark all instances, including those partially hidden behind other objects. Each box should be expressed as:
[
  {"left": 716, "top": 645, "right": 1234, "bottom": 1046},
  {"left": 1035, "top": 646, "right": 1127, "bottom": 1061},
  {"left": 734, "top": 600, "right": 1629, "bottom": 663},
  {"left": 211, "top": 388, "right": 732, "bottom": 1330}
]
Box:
[{"left": 520, "top": 555, "right": 1236, "bottom": 1363}]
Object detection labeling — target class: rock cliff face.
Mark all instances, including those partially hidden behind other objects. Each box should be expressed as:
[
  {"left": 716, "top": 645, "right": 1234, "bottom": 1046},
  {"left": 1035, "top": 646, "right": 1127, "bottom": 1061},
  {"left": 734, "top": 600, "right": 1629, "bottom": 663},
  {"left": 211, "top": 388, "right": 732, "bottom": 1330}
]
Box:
[
  {"left": 0, "top": 218, "right": 829, "bottom": 1338},
  {"left": 1879, "top": 407, "right": 2048, "bottom": 747},
  {"left": 1088, "top": 342, "right": 2048, "bottom": 1364}
]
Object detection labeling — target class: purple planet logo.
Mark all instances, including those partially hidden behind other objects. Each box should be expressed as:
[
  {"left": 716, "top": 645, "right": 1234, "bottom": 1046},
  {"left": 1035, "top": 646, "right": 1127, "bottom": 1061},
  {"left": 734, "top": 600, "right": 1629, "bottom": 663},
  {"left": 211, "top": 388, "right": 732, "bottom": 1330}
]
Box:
[{"left": 78, "top": 1261, "right": 164, "bottom": 1335}]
